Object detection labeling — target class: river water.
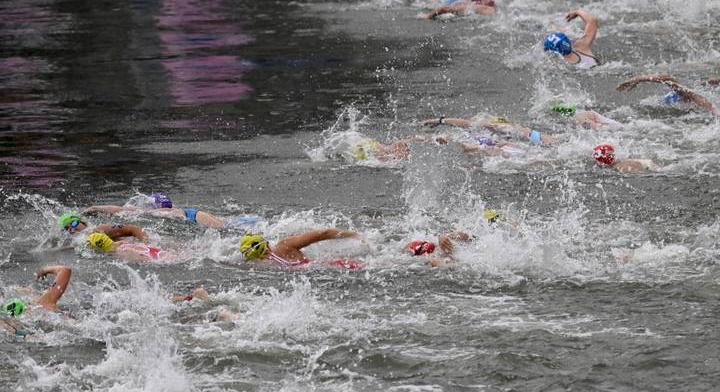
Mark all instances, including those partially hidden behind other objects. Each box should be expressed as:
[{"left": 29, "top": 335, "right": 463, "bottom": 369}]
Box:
[{"left": 2, "top": 0, "right": 720, "bottom": 391}]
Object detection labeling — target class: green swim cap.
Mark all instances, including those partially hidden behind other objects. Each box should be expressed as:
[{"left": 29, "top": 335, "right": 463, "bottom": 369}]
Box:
[
  {"left": 3, "top": 298, "right": 26, "bottom": 317},
  {"left": 59, "top": 211, "right": 83, "bottom": 229},
  {"left": 550, "top": 101, "right": 576, "bottom": 116}
]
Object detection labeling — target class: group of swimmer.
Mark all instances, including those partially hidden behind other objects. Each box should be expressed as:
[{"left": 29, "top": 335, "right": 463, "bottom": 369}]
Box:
[
  {"left": 4, "top": 1, "right": 719, "bottom": 337},
  {"left": 3, "top": 187, "right": 507, "bottom": 334},
  {"left": 341, "top": 2, "right": 718, "bottom": 172}
]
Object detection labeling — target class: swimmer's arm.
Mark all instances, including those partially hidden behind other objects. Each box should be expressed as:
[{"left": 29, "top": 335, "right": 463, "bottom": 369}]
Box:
[
  {"left": 422, "top": 118, "right": 473, "bottom": 128},
  {"left": 278, "top": 228, "right": 360, "bottom": 251},
  {"left": 472, "top": 4, "right": 495, "bottom": 16},
  {"left": 616, "top": 74, "right": 678, "bottom": 91},
  {"left": 170, "top": 288, "right": 210, "bottom": 304},
  {"left": 36, "top": 265, "right": 72, "bottom": 309},
  {"left": 424, "top": 4, "right": 467, "bottom": 19},
  {"left": 103, "top": 224, "right": 149, "bottom": 242},
  {"left": 566, "top": 9, "right": 598, "bottom": 50},
  {"left": 82, "top": 205, "right": 138, "bottom": 215},
  {"left": 672, "top": 87, "right": 720, "bottom": 116},
  {"left": 438, "top": 231, "right": 472, "bottom": 257}
]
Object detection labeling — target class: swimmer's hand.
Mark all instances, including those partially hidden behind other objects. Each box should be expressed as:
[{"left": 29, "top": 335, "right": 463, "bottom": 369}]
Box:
[
  {"left": 422, "top": 118, "right": 442, "bottom": 128},
  {"left": 565, "top": 10, "right": 581, "bottom": 22},
  {"left": 438, "top": 234, "right": 455, "bottom": 255}
]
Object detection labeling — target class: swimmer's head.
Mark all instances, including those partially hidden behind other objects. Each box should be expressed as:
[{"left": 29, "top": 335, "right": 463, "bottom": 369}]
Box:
[
  {"left": 593, "top": 144, "right": 616, "bottom": 166},
  {"left": 663, "top": 91, "right": 681, "bottom": 105},
  {"left": 489, "top": 116, "right": 509, "bottom": 125},
  {"left": 483, "top": 209, "right": 500, "bottom": 223},
  {"left": 3, "top": 298, "right": 26, "bottom": 317},
  {"left": 406, "top": 240, "right": 436, "bottom": 256},
  {"left": 544, "top": 32, "right": 572, "bottom": 56},
  {"left": 350, "top": 139, "right": 381, "bottom": 161},
  {"left": 240, "top": 234, "right": 269, "bottom": 260},
  {"left": 87, "top": 232, "right": 114, "bottom": 252},
  {"left": 151, "top": 192, "right": 173, "bottom": 208},
  {"left": 550, "top": 101, "right": 576, "bottom": 116},
  {"left": 59, "top": 211, "right": 85, "bottom": 232},
  {"left": 474, "top": 135, "right": 496, "bottom": 146},
  {"left": 528, "top": 130, "right": 542, "bottom": 145}
]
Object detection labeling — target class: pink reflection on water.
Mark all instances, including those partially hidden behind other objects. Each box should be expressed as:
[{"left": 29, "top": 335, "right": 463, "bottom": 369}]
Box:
[{"left": 158, "top": 0, "right": 254, "bottom": 106}]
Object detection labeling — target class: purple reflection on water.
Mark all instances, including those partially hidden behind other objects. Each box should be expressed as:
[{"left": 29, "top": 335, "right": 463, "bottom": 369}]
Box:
[{"left": 158, "top": 0, "right": 254, "bottom": 106}]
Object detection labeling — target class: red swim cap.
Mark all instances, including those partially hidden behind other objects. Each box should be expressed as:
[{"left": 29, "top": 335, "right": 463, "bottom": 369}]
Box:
[
  {"left": 593, "top": 144, "right": 615, "bottom": 166},
  {"left": 407, "top": 240, "right": 436, "bottom": 256}
]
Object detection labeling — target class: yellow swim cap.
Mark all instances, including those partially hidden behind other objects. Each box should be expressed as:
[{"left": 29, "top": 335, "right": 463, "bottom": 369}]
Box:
[
  {"left": 240, "top": 234, "right": 269, "bottom": 260},
  {"left": 87, "top": 232, "right": 114, "bottom": 252},
  {"left": 483, "top": 209, "right": 500, "bottom": 223},
  {"left": 350, "top": 139, "right": 381, "bottom": 161},
  {"left": 489, "top": 116, "right": 510, "bottom": 125}
]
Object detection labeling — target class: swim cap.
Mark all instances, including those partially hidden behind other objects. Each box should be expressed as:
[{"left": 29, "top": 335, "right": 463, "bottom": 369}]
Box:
[
  {"left": 58, "top": 211, "right": 83, "bottom": 229},
  {"left": 3, "top": 298, "right": 26, "bottom": 317},
  {"left": 407, "top": 240, "right": 436, "bottom": 256},
  {"left": 544, "top": 32, "right": 572, "bottom": 56},
  {"left": 240, "top": 234, "right": 269, "bottom": 260},
  {"left": 350, "top": 139, "right": 381, "bottom": 161},
  {"left": 489, "top": 116, "right": 509, "bottom": 125},
  {"left": 550, "top": 101, "right": 576, "bottom": 116},
  {"left": 87, "top": 232, "right": 114, "bottom": 252},
  {"left": 483, "top": 209, "right": 500, "bottom": 223},
  {"left": 663, "top": 91, "right": 681, "bottom": 105},
  {"left": 528, "top": 130, "right": 542, "bottom": 145},
  {"left": 151, "top": 192, "right": 173, "bottom": 208},
  {"left": 593, "top": 144, "right": 616, "bottom": 166},
  {"left": 474, "top": 135, "right": 496, "bottom": 146}
]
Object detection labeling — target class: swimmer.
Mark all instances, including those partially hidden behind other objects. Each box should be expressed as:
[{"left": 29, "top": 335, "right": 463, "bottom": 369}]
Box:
[
  {"left": 457, "top": 135, "right": 527, "bottom": 158},
  {"left": 83, "top": 193, "right": 244, "bottom": 230},
  {"left": 239, "top": 228, "right": 365, "bottom": 270},
  {"left": 593, "top": 144, "right": 655, "bottom": 174},
  {"left": 549, "top": 101, "right": 624, "bottom": 130},
  {"left": 617, "top": 74, "right": 720, "bottom": 117},
  {"left": 348, "top": 137, "right": 411, "bottom": 162},
  {"left": 86, "top": 232, "right": 174, "bottom": 262},
  {"left": 544, "top": 9, "right": 600, "bottom": 69},
  {"left": 407, "top": 231, "right": 473, "bottom": 267},
  {"left": 1, "top": 265, "right": 72, "bottom": 338},
  {"left": 59, "top": 211, "right": 148, "bottom": 242},
  {"left": 406, "top": 210, "right": 501, "bottom": 267},
  {"left": 422, "top": 115, "right": 556, "bottom": 145},
  {"left": 420, "top": 0, "right": 496, "bottom": 20}
]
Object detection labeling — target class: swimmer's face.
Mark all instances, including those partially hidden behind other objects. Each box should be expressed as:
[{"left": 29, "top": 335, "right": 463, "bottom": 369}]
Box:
[{"left": 64, "top": 221, "right": 87, "bottom": 234}]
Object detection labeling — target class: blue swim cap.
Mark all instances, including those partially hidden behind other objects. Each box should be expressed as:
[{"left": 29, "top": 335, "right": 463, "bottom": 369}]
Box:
[
  {"left": 663, "top": 91, "right": 681, "bottom": 105},
  {"left": 544, "top": 32, "right": 572, "bottom": 56},
  {"left": 528, "top": 130, "right": 542, "bottom": 145}
]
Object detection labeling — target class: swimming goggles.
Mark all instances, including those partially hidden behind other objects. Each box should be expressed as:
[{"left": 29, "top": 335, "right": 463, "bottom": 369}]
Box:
[{"left": 64, "top": 220, "right": 82, "bottom": 231}]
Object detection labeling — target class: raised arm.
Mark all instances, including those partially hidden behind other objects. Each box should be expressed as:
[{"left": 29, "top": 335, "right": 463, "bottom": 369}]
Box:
[
  {"left": 617, "top": 74, "right": 679, "bottom": 91},
  {"left": 617, "top": 74, "right": 719, "bottom": 116},
  {"left": 277, "top": 228, "right": 359, "bottom": 253},
  {"left": 566, "top": 9, "right": 598, "bottom": 51},
  {"left": 98, "top": 224, "right": 149, "bottom": 242},
  {"left": 422, "top": 117, "right": 474, "bottom": 128},
  {"left": 36, "top": 266, "right": 72, "bottom": 311},
  {"left": 83, "top": 205, "right": 139, "bottom": 215}
]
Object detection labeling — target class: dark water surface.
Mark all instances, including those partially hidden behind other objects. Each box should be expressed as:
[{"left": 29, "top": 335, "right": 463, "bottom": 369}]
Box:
[{"left": 2, "top": 0, "right": 720, "bottom": 391}]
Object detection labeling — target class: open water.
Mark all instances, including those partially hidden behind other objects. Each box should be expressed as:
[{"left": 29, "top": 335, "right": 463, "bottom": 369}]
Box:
[{"left": 1, "top": 0, "right": 720, "bottom": 391}]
